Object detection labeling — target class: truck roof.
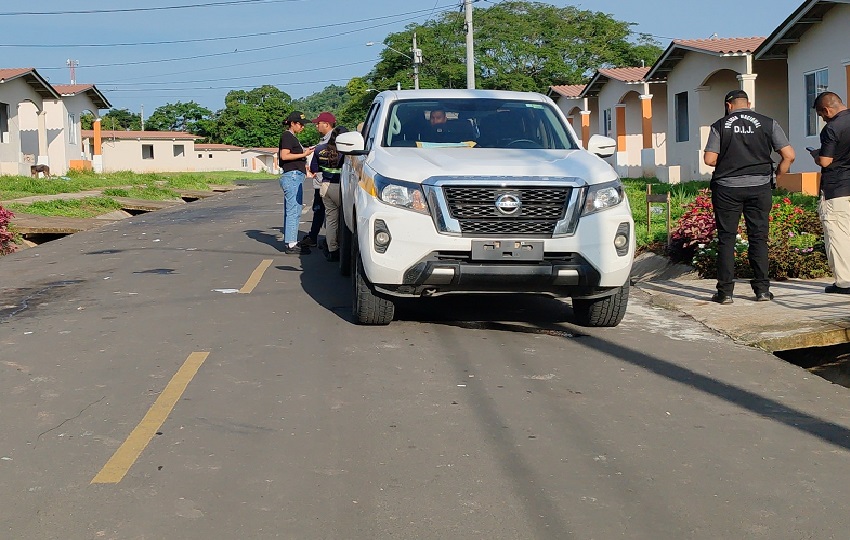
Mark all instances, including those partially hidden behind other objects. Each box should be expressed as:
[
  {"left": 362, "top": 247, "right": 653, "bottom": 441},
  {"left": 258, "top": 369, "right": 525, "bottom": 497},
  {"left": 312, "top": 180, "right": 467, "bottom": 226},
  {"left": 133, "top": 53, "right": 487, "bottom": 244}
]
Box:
[{"left": 373, "top": 89, "right": 550, "bottom": 102}]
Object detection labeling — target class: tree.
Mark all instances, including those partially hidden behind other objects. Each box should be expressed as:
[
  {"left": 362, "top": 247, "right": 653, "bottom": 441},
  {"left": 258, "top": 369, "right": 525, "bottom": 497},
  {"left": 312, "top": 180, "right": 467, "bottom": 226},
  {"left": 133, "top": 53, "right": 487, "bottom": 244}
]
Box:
[
  {"left": 145, "top": 101, "right": 213, "bottom": 134},
  {"left": 370, "top": 1, "right": 663, "bottom": 93},
  {"left": 292, "top": 84, "right": 351, "bottom": 120},
  {"left": 212, "top": 85, "right": 293, "bottom": 148},
  {"left": 82, "top": 108, "right": 142, "bottom": 131}
]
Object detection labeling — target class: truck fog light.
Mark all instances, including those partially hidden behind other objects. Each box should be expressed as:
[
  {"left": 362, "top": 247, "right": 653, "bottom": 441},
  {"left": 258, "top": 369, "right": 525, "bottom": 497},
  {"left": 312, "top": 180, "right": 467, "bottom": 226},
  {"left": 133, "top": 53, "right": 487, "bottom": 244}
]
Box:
[
  {"left": 374, "top": 219, "right": 392, "bottom": 253},
  {"left": 614, "top": 222, "right": 630, "bottom": 256}
]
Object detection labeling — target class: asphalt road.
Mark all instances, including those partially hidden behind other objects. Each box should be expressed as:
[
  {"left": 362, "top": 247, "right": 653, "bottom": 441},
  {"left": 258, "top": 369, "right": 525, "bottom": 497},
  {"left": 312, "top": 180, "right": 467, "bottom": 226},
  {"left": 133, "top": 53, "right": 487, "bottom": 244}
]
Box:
[{"left": 2, "top": 180, "right": 850, "bottom": 539}]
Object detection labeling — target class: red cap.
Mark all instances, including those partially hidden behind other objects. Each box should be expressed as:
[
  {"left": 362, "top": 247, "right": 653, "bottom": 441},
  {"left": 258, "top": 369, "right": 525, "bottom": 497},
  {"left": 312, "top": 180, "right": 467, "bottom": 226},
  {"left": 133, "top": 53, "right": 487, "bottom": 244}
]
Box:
[{"left": 313, "top": 112, "right": 336, "bottom": 125}]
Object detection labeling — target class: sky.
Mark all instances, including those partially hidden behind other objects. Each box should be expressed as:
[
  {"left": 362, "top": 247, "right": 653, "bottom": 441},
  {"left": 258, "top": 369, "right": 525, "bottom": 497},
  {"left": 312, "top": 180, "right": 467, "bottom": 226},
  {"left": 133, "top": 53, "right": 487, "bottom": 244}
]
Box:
[{"left": 2, "top": 0, "right": 804, "bottom": 116}]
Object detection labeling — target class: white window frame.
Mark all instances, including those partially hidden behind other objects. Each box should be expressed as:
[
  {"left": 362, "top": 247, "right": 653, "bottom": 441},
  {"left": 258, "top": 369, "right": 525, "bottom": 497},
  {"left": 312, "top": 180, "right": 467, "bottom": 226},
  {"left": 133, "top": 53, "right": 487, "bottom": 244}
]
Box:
[
  {"left": 805, "top": 68, "right": 829, "bottom": 137},
  {"left": 68, "top": 113, "right": 77, "bottom": 144},
  {"left": 0, "top": 102, "right": 10, "bottom": 144}
]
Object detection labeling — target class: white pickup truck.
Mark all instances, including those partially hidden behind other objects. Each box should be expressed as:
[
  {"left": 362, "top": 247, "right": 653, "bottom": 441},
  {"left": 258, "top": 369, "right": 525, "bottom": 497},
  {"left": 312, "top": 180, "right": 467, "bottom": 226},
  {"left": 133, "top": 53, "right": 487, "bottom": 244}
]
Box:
[{"left": 335, "top": 89, "right": 634, "bottom": 327}]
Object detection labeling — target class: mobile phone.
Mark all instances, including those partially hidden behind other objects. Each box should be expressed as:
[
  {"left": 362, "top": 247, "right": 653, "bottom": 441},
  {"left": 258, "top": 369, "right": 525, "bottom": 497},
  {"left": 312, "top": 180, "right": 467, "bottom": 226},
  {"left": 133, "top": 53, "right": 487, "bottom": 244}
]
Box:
[{"left": 806, "top": 147, "right": 816, "bottom": 152}]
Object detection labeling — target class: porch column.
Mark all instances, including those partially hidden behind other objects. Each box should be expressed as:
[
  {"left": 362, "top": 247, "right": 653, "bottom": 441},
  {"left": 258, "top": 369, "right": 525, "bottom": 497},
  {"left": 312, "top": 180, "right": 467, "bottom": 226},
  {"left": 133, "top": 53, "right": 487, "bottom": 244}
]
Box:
[
  {"left": 845, "top": 64, "right": 850, "bottom": 104},
  {"left": 93, "top": 118, "right": 103, "bottom": 173},
  {"left": 695, "top": 85, "right": 714, "bottom": 179},
  {"left": 738, "top": 73, "right": 758, "bottom": 109},
  {"left": 37, "top": 109, "right": 49, "bottom": 167},
  {"left": 640, "top": 92, "right": 657, "bottom": 177},
  {"left": 580, "top": 110, "right": 591, "bottom": 149}
]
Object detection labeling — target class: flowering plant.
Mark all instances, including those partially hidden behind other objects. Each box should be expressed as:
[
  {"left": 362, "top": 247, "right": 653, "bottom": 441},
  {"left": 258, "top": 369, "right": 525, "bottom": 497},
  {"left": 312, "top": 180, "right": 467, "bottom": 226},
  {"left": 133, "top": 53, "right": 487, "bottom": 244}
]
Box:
[
  {"left": 0, "top": 205, "right": 17, "bottom": 255},
  {"left": 670, "top": 191, "right": 829, "bottom": 280}
]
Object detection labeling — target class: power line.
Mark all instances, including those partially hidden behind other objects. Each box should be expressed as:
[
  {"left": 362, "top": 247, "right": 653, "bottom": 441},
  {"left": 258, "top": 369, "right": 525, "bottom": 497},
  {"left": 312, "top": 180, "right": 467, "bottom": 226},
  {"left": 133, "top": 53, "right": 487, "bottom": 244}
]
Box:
[
  {"left": 103, "top": 77, "right": 354, "bottom": 93},
  {"left": 0, "top": 0, "right": 305, "bottom": 17},
  {"left": 1, "top": 6, "right": 451, "bottom": 48},
  {"left": 35, "top": 7, "right": 455, "bottom": 70}
]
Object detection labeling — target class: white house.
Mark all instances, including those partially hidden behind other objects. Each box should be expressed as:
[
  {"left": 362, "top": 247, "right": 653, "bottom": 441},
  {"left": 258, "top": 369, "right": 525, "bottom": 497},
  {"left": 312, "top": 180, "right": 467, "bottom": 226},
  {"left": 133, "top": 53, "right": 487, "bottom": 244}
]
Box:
[
  {"left": 194, "top": 143, "right": 276, "bottom": 173},
  {"left": 755, "top": 0, "right": 850, "bottom": 194},
  {"left": 0, "top": 68, "right": 59, "bottom": 176},
  {"left": 547, "top": 84, "right": 598, "bottom": 148},
  {"left": 47, "top": 84, "right": 111, "bottom": 175}
]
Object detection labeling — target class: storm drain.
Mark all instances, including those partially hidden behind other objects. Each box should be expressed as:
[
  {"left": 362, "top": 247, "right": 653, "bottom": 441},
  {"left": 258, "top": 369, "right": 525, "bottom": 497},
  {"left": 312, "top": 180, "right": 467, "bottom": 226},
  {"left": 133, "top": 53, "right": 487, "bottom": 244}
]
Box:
[{"left": 774, "top": 343, "right": 850, "bottom": 389}]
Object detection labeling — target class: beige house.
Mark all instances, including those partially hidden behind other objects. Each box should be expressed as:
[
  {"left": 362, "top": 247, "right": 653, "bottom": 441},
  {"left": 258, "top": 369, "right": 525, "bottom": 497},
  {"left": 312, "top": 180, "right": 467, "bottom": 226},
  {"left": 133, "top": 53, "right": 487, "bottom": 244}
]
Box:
[
  {"left": 47, "top": 84, "right": 111, "bottom": 175},
  {"left": 547, "top": 84, "right": 597, "bottom": 148},
  {"left": 194, "top": 143, "right": 278, "bottom": 174},
  {"left": 756, "top": 0, "right": 850, "bottom": 194},
  {"left": 645, "top": 37, "right": 789, "bottom": 183},
  {"left": 579, "top": 67, "right": 668, "bottom": 179},
  {"left": 0, "top": 68, "right": 59, "bottom": 176},
  {"left": 82, "top": 130, "right": 202, "bottom": 173}
]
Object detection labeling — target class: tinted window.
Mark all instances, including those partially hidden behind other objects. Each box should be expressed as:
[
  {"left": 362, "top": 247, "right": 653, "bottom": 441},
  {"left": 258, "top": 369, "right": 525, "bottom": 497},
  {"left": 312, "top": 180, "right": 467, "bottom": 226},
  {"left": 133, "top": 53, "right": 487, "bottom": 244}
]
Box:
[{"left": 382, "top": 98, "right": 578, "bottom": 150}]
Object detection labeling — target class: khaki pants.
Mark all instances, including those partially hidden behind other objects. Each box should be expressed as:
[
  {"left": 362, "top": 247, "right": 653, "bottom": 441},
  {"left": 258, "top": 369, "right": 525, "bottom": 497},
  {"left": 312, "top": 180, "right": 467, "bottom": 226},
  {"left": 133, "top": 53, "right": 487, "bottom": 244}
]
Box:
[
  {"left": 322, "top": 182, "right": 341, "bottom": 252},
  {"left": 819, "top": 194, "right": 850, "bottom": 287}
]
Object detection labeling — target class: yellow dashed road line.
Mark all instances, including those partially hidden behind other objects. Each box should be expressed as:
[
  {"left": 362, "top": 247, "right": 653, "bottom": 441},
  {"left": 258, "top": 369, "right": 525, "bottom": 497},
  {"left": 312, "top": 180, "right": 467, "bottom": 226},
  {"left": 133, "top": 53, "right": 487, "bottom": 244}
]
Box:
[
  {"left": 91, "top": 351, "right": 210, "bottom": 484},
  {"left": 239, "top": 259, "right": 274, "bottom": 294}
]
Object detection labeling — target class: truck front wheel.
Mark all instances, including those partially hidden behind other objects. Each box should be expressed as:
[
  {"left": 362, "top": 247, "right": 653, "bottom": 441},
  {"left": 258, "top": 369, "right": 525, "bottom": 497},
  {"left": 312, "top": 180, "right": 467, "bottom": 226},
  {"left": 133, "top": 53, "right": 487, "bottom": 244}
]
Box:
[
  {"left": 352, "top": 238, "right": 395, "bottom": 325},
  {"left": 571, "top": 283, "right": 629, "bottom": 327}
]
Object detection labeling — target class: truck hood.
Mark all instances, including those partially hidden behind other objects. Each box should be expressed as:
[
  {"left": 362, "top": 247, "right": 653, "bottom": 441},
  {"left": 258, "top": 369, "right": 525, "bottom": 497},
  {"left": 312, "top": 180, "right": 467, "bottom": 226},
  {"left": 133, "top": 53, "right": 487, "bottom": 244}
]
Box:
[{"left": 369, "top": 147, "right": 618, "bottom": 185}]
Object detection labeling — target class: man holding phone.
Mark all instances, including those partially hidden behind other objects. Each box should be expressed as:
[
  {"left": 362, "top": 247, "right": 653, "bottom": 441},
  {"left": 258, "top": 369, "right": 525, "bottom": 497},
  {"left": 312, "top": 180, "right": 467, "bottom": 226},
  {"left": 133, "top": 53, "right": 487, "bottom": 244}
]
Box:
[
  {"left": 703, "top": 89, "right": 795, "bottom": 304},
  {"left": 301, "top": 112, "right": 337, "bottom": 248},
  {"left": 809, "top": 91, "right": 850, "bottom": 294}
]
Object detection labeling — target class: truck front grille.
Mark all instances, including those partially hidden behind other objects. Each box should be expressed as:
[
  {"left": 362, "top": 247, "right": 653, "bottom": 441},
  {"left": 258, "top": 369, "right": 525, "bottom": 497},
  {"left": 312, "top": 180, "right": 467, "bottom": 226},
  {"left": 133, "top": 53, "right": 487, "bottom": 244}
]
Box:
[{"left": 442, "top": 186, "right": 572, "bottom": 236}]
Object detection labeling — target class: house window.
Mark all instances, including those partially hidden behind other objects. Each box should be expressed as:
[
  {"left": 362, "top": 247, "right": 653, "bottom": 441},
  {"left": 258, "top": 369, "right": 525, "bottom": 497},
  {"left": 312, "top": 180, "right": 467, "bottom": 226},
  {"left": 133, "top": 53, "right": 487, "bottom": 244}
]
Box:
[
  {"left": 241, "top": 158, "right": 248, "bottom": 167},
  {"left": 603, "top": 108, "right": 612, "bottom": 137},
  {"left": 209, "top": 154, "right": 213, "bottom": 158},
  {"left": 805, "top": 68, "right": 829, "bottom": 137},
  {"left": 675, "top": 92, "right": 689, "bottom": 142},
  {"left": 198, "top": 153, "right": 203, "bottom": 158},
  {"left": 68, "top": 113, "right": 77, "bottom": 144},
  {"left": 173, "top": 144, "right": 185, "bottom": 157},
  {"left": 0, "top": 102, "right": 9, "bottom": 143},
  {"left": 142, "top": 144, "right": 155, "bottom": 159}
]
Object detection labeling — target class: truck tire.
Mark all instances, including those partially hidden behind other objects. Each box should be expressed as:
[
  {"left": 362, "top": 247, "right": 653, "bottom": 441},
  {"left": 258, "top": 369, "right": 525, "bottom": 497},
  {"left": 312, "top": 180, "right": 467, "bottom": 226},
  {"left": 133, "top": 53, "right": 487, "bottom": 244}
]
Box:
[
  {"left": 352, "top": 237, "right": 395, "bottom": 325},
  {"left": 571, "top": 283, "right": 629, "bottom": 328},
  {"left": 339, "top": 210, "right": 352, "bottom": 277}
]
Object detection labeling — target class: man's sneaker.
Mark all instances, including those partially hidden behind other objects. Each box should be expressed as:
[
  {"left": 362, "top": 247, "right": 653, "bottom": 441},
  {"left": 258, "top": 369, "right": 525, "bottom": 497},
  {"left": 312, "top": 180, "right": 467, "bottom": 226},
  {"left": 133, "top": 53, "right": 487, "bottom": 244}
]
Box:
[
  {"left": 326, "top": 250, "right": 340, "bottom": 262},
  {"left": 755, "top": 291, "right": 774, "bottom": 302},
  {"left": 711, "top": 291, "right": 733, "bottom": 305},
  {"left": 300, "top": 236, "right": 317, "bottom": 247},
  {"left": 825, "top": 283, "right": 850, "bottom": 294},
  {"left": 283, "top": 243, "right": 309, "bottom": 255}
]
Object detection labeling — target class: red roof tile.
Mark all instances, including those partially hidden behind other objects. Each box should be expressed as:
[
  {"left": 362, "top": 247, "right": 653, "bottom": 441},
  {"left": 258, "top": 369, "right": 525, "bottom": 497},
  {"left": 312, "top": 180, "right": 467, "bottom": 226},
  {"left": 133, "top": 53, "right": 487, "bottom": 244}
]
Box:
[
  {"left": 195, "top": 144, "right": 243, "bottom": 151},
  {"left": 673, "top": 37, "right": 765, "bottom": 54},
  {"left": 548, "top": 84, "right": 585, "bottom": 98},
  {"left": 53, "top": 84, "right": 94, "bottom": 95},
  {"left": 82, "top": 130, "right": 201, "bottom": 140},
  {"left": 0, "top": 68, "right": 35, "bottom": 81},
  {"left": 597, "top": 67, "right": 650, "bottom": 83}
]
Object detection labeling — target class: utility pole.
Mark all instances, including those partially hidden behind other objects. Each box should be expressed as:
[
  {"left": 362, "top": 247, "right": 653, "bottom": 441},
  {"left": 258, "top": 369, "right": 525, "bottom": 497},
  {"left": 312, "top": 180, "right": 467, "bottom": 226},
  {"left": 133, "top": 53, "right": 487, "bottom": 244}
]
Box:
[
  {"left": 140, "top": 105, "right": 145, "bottom": 131},
  {"left": 66, "top": 59, "right": 79, "bottom": 84},
  {"left": 412, "top": 32, "right": 422, "bottom": 90},
  {"left": 464, "top": 0, "right": 475, "bottom": 89}
]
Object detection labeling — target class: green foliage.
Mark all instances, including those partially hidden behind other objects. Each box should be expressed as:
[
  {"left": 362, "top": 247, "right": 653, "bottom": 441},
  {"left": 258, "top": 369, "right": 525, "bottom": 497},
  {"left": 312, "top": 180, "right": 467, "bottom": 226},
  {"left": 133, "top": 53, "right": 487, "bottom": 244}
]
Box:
[
  {"left": 6, "top": 197, "right": 123, "bottom": 219},
  {"left": 101, "top": 186, "right": 181, "bottom": 200},
  {"left": 88, "top": 108, "right": 143, "bottom": 132},
  {"left": 624, "top": 178, "right": 710, "bottom": 249},
  {"left": 368, "top": 1, "right": 663, "bottom": 94},
  {"left": 212, "top": 85, "right": 292, "bottom": 148},
  {"left": 146, "top": 101, "right": 214, "bottom": 135},
  {"left": 292, "top": 85, "right": 350, "bottom": 121}
]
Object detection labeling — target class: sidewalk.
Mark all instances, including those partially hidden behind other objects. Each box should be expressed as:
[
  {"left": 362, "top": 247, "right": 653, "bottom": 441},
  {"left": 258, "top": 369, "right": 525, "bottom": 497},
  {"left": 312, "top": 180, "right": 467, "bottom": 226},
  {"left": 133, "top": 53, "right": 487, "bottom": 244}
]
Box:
[{"left": 632, "top": 253, "right": 850, "bottom": 352}]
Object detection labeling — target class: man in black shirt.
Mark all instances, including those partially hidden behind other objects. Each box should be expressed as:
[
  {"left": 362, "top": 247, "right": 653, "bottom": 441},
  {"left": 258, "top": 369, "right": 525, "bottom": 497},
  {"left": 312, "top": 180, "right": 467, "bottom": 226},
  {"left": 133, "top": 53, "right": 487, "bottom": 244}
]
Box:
[
  {"left": 703, "top": 89, "right": 795, "bottom": 304},
  {"left": 810, "top": 91, "right": 850, "bottom": 294}
]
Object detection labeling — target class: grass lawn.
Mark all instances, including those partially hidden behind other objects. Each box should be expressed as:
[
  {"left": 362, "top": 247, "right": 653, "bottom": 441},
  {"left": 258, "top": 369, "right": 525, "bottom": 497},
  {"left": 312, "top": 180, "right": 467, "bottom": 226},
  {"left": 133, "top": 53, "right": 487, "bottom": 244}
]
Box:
[
  {"left": 5, "top": 197, "right": 124, "bottom": 219},
  {"left": 0, "top": 170, "right": 277, "bottom": 201}
]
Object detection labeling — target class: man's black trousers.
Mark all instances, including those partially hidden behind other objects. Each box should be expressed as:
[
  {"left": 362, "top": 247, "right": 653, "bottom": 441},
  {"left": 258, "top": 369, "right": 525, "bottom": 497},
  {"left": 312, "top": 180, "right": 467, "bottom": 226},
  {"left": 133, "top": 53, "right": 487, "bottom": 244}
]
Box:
[
  {"left": 308, "top": 188, "right": 325, "bottom": 241},
  {"left": 711, "top": 182, "right": 772, "bottom": 296}
]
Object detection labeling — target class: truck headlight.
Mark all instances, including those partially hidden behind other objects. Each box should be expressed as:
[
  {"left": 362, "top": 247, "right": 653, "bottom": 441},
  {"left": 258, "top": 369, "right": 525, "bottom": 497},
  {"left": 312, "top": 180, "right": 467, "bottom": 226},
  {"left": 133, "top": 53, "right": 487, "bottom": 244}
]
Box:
[
  {"left": 375, "top": 175, "right": 429, "bottom": 214},
  {"left": 581, "top": 179, "right": 625, "bottom": 216}
]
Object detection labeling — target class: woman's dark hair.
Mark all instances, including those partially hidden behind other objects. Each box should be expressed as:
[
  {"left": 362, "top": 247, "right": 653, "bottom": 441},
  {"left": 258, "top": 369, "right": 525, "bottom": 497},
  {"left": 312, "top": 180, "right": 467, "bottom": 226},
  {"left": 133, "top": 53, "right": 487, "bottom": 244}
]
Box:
[{"left": 324, "top": 126, "right": 349, "bottom": 162}]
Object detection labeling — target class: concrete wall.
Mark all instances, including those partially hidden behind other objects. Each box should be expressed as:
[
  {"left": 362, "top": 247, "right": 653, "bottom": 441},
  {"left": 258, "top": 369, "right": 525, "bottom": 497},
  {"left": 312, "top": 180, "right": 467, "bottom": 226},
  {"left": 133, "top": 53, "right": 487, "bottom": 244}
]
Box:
[
  {"left": 786, "top": 4, "right": 850, "bottom": 173},
  {"left": 0, "top": 79, "right": 42, "bottom": 175},
  {"left": 99, "top": 138, "right": 198, "bottom": 173}
]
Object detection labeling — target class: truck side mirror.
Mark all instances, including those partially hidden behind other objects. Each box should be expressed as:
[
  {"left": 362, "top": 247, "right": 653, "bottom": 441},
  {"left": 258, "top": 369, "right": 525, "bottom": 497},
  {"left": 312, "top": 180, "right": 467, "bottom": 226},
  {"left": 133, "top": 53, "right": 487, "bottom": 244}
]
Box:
[
  {"left": 336, "top": 131, "right": 367, "bottom": 155},
  {"left": 587, "top": 134, "right": 617, "bottom": 158}
]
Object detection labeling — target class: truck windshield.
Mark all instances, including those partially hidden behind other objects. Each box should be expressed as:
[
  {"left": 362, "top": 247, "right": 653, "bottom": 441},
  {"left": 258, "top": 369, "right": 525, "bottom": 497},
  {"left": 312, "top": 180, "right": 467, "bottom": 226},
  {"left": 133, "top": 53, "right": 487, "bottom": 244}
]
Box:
[{"left": 382, "top": 98, "right": 579, "bottom": 150}]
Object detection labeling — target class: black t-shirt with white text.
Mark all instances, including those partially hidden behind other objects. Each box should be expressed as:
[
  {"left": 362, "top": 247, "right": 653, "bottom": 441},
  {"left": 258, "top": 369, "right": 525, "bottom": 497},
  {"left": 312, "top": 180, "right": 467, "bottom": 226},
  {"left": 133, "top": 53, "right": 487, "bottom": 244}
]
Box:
[{"left": 819, "top": 109, "right": 850, "bottom": 200}]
